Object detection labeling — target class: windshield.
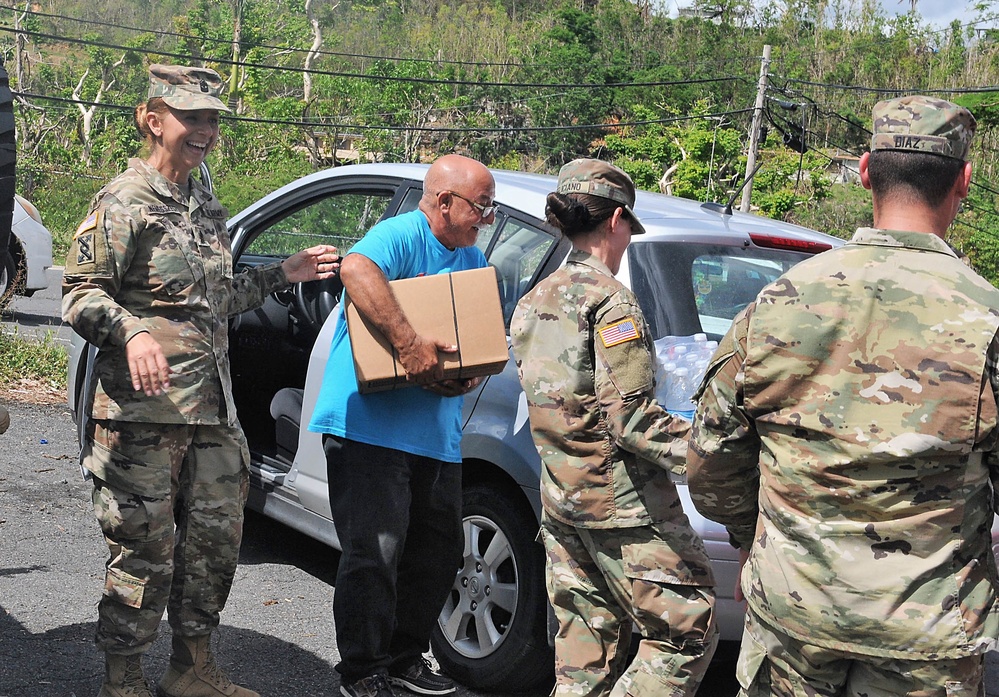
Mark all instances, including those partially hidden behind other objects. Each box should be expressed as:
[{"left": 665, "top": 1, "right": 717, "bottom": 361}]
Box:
[{"left": 628, "top": 240, "right": 814, "bottom": 341}]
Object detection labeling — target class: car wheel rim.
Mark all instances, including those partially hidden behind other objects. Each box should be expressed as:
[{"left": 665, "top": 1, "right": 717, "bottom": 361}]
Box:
[{"left": 438, "top": 513, "right": 519, "bottom": 659}]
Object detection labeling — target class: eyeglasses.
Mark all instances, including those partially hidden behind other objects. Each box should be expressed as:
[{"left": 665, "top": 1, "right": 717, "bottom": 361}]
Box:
[{"left": 444, "top": 190, "right": 498, "bottom": 219}]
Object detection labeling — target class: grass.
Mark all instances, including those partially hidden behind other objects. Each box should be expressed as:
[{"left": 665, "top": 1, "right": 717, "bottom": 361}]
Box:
[{"left": 0, "top": 328, "right": 69, "bottom": 404}]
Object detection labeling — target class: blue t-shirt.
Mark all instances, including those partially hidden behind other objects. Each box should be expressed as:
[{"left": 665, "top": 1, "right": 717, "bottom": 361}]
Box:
[{"left": 307, "top": 209, "right": 488, "bottom": 462}]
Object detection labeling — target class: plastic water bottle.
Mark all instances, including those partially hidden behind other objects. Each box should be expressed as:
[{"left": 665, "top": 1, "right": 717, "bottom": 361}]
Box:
[
  {"left": 655, "top": 360, "right": 676, "bottom": 405},
  {"left": 670, "top": 367, "right": 691, "bottom": 409}
]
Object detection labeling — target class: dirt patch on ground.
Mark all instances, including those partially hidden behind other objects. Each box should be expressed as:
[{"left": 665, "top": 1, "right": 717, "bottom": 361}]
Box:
[{"left": 2, "top": 376, "right": 66, "bottom": 405}]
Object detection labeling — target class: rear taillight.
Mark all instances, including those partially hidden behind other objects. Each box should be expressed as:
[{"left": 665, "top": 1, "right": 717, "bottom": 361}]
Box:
[{"left": 749, "top": 232, "right": 832, "bottom": 254}]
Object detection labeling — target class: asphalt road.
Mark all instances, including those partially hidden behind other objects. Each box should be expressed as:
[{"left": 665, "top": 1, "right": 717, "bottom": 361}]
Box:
[
  {"left": 0, "top": 270, "right": 996, "bottom": 697},
  {"left": 0, "top": 267, "right": 73, "bottom": 346},
  {"left": 0, "top": 399, "right": 742, "bottom": 697}
]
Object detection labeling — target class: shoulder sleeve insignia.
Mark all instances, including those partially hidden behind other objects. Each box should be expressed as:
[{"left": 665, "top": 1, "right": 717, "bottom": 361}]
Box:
[
  {"left": 598, "top": 317, "right": 640, "bottom": 348},
  {"left": 74, "top": 211, "right": 99, "bottom": 239}
]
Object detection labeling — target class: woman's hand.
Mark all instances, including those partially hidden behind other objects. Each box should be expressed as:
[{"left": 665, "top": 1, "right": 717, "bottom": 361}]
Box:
[
  {"left": 125, "top": 332, "right": 172, "bottom": 396},
  {"left": 282, "top": 244, "right": 341, "bottom": 283}
]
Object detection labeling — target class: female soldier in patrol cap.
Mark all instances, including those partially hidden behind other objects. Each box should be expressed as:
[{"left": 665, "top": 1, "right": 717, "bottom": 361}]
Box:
[
  {"left": 510, "top": 159, "right": 718, "bottom": 697},
  {"left": 62, "top": 64, "right": 340, "bottom": 697}
]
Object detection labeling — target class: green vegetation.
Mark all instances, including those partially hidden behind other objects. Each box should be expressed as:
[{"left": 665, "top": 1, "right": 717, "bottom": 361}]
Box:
[
  {"left": 0, "top": 329, "right": 68, "bottom": 396},
  {"left": 5, "top": 0, "right": 999, "bottom": 284}
]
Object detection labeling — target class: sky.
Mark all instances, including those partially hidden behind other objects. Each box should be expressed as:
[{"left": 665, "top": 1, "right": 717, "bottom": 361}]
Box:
[
  {"left": 898, "top": 0, "right": 982, "bottom": 28},
  {"left": 668, "top": 0, "right": 991, "bottom": 30}
]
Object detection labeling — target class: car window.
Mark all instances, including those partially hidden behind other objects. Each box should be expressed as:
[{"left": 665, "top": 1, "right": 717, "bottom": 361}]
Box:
[
  {"left": 397, "top": 187, "right": 423, "bottom": 215},
  {"left": 243, "top": 192, "right": 393, "bottom": 258},
  {"left": 390, "top": 185, "right": 555, "bottom": 327},
  {"left": 485, "top": 217, "right": 557, "bottom": 326},
  {"left": 692, "top": 255, "right": 789, "bottom": 336},
  {"left": 399, "top": 185, "right": 503, "bottom": 256},
  {"left": 628, "top": 241, "right": 809, "bottom": 341}
]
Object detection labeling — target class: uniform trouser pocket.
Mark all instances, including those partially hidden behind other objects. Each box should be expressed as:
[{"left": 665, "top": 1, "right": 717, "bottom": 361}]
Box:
[
  {"left": 542, "top": 518, "right": 719, "bottom": 697},
  {"left": 93, "top": 474, "right": 175, "bottom": 651},
  {"left": 88, "top": 421, "right": 249, "bottom": 652},
  {"left": 735, "top": 620, "right": 768, "bottom": 695},
  {"left": 617, "top": 539, "right": 719, "bottom": 697}
]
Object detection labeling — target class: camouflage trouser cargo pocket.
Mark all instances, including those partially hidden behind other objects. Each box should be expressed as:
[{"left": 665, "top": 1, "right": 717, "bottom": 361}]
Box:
[
  {"left": 82, "top": 419, "right": 173, "bottom": 497},
  {"left": 735, "top": 620, "right": 767, "bottom": 695},
  {"left": 104, "top": 567, "right": 146, "bottom": 609},
  {"left": 620, "top": 539, "right": 716, "bottom": 648},
  {"left": 542, "top": 517, "right": 718, "bottom": 697}
]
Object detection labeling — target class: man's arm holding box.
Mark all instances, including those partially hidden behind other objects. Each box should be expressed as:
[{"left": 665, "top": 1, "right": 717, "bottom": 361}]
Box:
[{"left": 339, "top": 252, "right": 479, "bottom": 396}]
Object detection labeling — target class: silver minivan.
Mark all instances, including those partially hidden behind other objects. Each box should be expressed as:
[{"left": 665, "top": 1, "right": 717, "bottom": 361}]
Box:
[{"left": 68, "top": 162, "right": 889, "bottom": 691}]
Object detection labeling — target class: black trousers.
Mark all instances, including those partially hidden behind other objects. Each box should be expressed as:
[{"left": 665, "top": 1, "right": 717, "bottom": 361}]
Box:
[{"left": 324, "top": 436, "right": 463, "bottom": 683}]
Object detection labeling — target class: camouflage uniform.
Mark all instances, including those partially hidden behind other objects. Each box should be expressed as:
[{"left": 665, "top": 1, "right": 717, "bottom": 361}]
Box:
[
  {"left": 512, "top": 245, "right": 718, "bottom": 697},
  {"left": 63, "top": 156, "right": 290, "bottom": 654},
  {"left": 689, "top": 96, "right": 999, "bottom": 696}
]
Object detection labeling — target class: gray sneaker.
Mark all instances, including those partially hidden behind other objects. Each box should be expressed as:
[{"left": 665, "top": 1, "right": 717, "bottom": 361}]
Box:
[
  {"left": 388, "top": 659, "right": 455, "bottom": 696},
  {"left": 340, "top": 674, "right": 396, "bottom": 697},
  {"left": 0, "top": 404, "right": 8, "bottom": 435}
]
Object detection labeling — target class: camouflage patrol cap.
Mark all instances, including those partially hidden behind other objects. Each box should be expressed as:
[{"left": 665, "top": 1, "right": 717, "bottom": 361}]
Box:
[
  {"left": 556, "top": 159, "right": 646, "bottom": 234},
  {"left": 147, "top": 64, "right": 230, "bottom": 112},
  {"left": 871, "top": 95, "right": 975, "bottom": 161}
]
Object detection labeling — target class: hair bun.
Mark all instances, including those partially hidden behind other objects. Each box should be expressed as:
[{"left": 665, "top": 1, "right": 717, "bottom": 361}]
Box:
[{"left": 545, "top": 192, "right": 594, "bottom": 233}]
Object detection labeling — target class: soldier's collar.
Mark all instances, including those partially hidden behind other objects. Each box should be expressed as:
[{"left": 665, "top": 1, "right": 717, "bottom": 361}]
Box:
[
  {"left": 850, "top": 227, "right": 957, "bottom": 257},
  {"left": 567, "top": 248, "right": 614, "bottom": 277}
]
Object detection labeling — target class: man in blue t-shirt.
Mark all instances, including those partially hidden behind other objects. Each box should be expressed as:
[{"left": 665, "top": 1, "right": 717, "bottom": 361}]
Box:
[{"left": 309, "top": 154, "right": 495, "bottom": 697}]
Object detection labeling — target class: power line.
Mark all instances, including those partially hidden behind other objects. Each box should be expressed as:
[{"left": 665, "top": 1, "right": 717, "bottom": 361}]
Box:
[
  {"left": 0, "top": 25, "right": 745, "bottom": 91},
  {"left": 779, "top": 76, "right": 999, "bottom": 96},
  {"left": 0, "top": 2, "right": 769, "bottom": 77},
  {"left": 15, "top": 90, "right": 755, "bottom": 134}
]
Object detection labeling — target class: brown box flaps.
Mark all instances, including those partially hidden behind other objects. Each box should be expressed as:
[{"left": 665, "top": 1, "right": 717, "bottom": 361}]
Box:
[{"left": 345, "top": 266, "right": 509, "bottom": 393}]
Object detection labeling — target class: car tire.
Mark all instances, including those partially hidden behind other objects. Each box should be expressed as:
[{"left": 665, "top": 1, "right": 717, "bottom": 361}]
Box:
[
  {"left": 0, "top": 248, "right": 20, "bottom": 310},
  {"left": 431, "top": 483, "right": 554, "bottom": 692}
]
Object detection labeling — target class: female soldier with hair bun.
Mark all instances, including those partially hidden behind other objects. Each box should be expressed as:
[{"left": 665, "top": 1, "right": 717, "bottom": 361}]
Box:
[
  {"left": 511, "top": 159, "right": 718, "bottom": 697},
  {"left": 63, "top": 64, "right": 340, "bottom": 697}
]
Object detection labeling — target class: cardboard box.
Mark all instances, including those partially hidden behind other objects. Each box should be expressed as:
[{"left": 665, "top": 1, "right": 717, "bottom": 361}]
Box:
[{"left": 345, "top": 266, "right": 509, "bottom": 393}]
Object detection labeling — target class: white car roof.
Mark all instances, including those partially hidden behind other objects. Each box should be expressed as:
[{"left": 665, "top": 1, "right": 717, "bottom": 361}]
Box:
[{"left": 229, "top": 162, "right": 841, "bottom": 249}]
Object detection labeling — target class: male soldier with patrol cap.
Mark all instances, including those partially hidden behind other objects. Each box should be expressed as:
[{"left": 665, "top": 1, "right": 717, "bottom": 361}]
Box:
[
  {"left": 689, "top": 96, "right": 999, "bottom": 695},
  {"left": 511, "top": 159, "right": 718, "bottom": 697}
]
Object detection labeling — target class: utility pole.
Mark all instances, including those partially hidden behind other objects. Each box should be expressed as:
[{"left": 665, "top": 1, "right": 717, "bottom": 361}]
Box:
[
  {"left": 227, "top": 0, "right": 243, "bottom": 112},
  {"left": 740, "top": 44, "right": 771, "bottom": 213}
]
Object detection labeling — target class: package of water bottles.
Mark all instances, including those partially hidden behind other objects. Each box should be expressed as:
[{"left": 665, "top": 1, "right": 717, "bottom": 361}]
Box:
[{"left": 653, "top": 333, "right": 718, "bottom": 421}]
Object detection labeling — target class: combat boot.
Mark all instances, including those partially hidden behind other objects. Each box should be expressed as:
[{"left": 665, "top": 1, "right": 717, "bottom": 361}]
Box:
[
  {"left": 157, "top": 634, "right": 258, "bottom": 697},
  {"left": 99, "top": 653, "right": 154, "bottom": 697}
]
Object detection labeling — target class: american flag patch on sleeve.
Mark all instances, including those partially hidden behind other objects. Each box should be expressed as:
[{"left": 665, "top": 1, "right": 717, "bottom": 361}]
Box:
[
  {"left": 598, "top": 318, "right": 640, "bottom": 347},
  {"left": 75, "top": 212, "right": 98, "bottom": 239}
]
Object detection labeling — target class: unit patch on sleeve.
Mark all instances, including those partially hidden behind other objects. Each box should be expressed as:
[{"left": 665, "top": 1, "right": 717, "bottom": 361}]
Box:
[
  {"left": 73, "top": 211, "right": 104, "bottom": 265},
  {"left": 598, "top": 318, "right": 640, "bottom": 348},
  {"left": 65, "top": 209, "right": 112, "bottom": 276}
]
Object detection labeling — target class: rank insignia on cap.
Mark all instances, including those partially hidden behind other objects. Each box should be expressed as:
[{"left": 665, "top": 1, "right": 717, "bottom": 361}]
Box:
[
  {"left": 599, "top": 318, "right": 640, "bottom": 347},
  {"left": 74, "top": 211, "right": 98, "bottom": 239}
]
